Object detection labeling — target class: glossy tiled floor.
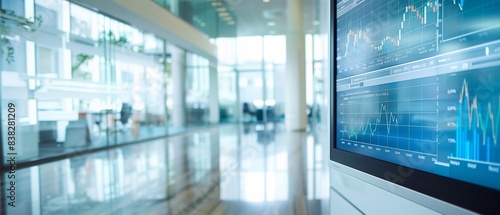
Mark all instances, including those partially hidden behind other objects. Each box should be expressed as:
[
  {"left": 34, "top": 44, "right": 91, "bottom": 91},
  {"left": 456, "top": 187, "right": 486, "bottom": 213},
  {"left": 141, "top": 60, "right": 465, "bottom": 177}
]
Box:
[{"left": 1, "top": 123, "right": 329, "bottom": 215}]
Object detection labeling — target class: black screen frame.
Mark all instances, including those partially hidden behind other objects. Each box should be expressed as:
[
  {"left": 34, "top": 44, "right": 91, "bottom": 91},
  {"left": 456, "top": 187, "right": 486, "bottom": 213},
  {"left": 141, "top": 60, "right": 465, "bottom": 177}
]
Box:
[{"left": 329, "top": 1, "right": 500, "bottom": 214}]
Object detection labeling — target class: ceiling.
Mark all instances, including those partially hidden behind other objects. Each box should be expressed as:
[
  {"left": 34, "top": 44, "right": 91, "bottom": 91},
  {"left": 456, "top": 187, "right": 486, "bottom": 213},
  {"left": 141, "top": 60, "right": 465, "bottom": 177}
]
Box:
[{"left": 222, "top": 0, "right": 319, "bottom": 37}]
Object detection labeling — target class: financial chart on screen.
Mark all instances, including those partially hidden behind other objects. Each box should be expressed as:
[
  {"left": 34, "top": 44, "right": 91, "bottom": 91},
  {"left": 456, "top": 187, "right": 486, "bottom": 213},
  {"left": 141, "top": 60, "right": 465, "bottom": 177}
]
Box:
[{"left": 335, "top": 0, "right": 500, "bottom": 190}]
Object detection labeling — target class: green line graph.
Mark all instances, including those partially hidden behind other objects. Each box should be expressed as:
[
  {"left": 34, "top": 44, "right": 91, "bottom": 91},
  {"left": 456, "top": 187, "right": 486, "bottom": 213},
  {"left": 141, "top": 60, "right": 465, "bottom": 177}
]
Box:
[{"left": 340, "top": 103, "right": 399, "bottom": 140}]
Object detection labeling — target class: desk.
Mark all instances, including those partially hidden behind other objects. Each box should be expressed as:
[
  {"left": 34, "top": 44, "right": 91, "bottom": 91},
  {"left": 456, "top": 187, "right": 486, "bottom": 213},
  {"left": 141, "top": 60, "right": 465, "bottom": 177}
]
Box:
[
  {"left": 87, "top": 108, "right": 134, "bottom": 134},
  {"left": 38, "top": 110, "right": 79, "bottom": 142}
]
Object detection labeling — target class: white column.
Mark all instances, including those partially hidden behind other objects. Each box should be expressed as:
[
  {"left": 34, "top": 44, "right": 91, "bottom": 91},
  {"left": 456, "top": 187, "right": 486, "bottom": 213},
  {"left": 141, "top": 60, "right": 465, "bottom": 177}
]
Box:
[
  {"left": 209, "top": 63, "right": 220, "bottom": 124},
  {"left": 285, "top": 0, "right": 308, "bottom": 131},
  {"left": 287, "top": 131, "right": 307, "bottom": 205},
  {"left": 171, "top": 45, "right": 186, "bottom": 127}
]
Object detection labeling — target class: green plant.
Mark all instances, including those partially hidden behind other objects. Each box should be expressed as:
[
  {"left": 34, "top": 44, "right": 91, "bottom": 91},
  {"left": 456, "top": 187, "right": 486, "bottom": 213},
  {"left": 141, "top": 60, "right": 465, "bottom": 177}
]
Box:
[
  {"left": 73, "top": 32, "right": 129, "bottom": 77},
  {"left": 98, "top": 30, "right": 129, "bottom": 47},
  {"left": 0, "top": 9, "right": 42, "bottom": 63},
  {"left": 71, "top": 53, "right": 94, "bottom": 73}
]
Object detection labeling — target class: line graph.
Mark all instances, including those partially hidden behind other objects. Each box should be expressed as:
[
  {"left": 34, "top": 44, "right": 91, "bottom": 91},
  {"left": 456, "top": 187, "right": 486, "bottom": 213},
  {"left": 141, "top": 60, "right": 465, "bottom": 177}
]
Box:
[
  {"left": 455, "top": 78, "right": 500, "bottom": 162},
  {"left": 336, "top": 0, "right": 500, "bottom": 192},
  {"left": 458, "top": 79, "right": 499, "bottom": 146},
  {"left": 338, "top": 76, "right": 439, "bottom": 154},
  {"left": 340, "top": 103, "right": 399, "bottom": 139},
  {"left": 442, "top": 0, "right": 500, "bottom": 41},
  {"left": 439, "top": 68, "right": 500, "bottom": 165},
  {"left": 452, "top": 0, "right": 465, "bottom": 10}
]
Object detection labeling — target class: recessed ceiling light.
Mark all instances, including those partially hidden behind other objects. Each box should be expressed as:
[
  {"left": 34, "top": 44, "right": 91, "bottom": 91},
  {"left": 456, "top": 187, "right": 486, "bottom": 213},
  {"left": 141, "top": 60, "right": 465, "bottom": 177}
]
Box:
[
  {"left": 267, "top": 21, "right": 275, "bottom": 26},
  {"left": 313, "top": 20, "right": 320, "bottom": 25},
  {"left": 228, "top": 21, "right": 235, "bottom": 25},
  {"left": 223, "top": 16, "right": 232, "bottom": 21},
  {"left": 217, "top": 7, "right": 226, "bottom": 12},
  {"left": 211, "top": 1, "right": 219, "bottom": 6},
  {"left": 263, "top": 0, "right": 270, "bottom": 2}
]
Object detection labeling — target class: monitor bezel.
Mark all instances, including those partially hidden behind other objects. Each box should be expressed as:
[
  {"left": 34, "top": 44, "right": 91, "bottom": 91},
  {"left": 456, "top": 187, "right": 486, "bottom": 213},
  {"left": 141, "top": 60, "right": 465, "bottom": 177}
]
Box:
[{"left": 329, "top": 1, "right": 500, "bottom": 214}]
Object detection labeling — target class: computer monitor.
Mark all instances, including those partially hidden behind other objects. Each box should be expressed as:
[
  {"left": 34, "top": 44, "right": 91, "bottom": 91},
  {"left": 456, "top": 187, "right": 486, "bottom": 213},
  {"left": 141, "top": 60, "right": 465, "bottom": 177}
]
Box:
[{"left": 331, "top": 0, "right": 500, "bottom": 213}]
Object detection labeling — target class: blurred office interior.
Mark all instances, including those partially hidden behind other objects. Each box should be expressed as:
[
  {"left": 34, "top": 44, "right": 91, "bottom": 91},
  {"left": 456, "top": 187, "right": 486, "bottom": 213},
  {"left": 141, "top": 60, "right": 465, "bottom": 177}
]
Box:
[{"left": 0, "top": 0, "right": 330, "bottom": 214}]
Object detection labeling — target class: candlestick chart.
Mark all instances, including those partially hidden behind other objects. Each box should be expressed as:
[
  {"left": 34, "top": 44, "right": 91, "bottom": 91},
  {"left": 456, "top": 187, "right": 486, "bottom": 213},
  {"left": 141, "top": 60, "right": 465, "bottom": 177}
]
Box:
[{"left": 337, "top": 0, "right": 439, "bottom": 74}]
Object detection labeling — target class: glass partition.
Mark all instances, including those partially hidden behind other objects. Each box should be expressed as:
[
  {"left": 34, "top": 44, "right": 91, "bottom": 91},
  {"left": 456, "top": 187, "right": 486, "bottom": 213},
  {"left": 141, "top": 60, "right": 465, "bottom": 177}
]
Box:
[
  {"left": 218, "top": 66, "right": 237, "bottom": 122},
  {"left": 215, "top": 37, "right": 237, "bottom": 122},
  {"left": 185, "top": 52, "right": 210, "bottom": 126},
  {"left": 305, "top": 34, "right": 324, "bottom": 125},
  {"left": 0, "top": 0, "right": 175, "bottom": 163},
  {"left": 230, "top": 35, "right": 287, "bottom": 123}
]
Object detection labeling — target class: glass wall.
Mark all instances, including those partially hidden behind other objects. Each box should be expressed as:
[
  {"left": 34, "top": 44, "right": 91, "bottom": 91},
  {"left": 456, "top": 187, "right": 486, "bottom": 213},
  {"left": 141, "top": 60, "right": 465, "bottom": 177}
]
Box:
[
  {"left": 185, "top": 52, "right": 210, "bottom": 126},
  {"left": 216, "top": 34, "right": 322, "bottom": 125},
  {"left": 0, "top": 0, "right": 203, "bottom": 163},
  {"left": 263, "top": 35, "right": 286, "bottom": 123},
  {"left": 229, "top": 35, "right": 286, "bottom": 123},
  {"left": 215, "top": 37, "right": 237, "bottom": 122},
  {"left": 305, "top": 34, "right": 324, "bottom": 124},
  {"left": 217, "top": 66, "right": 238, "bottom": 122}
]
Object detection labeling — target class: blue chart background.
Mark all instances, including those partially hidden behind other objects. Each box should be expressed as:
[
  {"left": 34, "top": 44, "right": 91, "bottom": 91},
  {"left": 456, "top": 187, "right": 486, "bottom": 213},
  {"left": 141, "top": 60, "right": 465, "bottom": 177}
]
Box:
[
  {"left": 338, "top": 77, "right": 438, "bottom": 150},
  {"left": 442, "top": 0, "right": 500, "bottom": 41},
  {"left": 336, "top": 0, "right": 500, "bottom": 191},
  {"left": 337, "top": 68, "right": 500, "bottom": 191},
  {"left": 336, "top": 0, "right": 439, "bottom": 77},
  {"left": 439, "top": 69, "right": 500, "bottom": 189},
  {"left": 337, "top": 76, "right": 439, "bottom": 174}
]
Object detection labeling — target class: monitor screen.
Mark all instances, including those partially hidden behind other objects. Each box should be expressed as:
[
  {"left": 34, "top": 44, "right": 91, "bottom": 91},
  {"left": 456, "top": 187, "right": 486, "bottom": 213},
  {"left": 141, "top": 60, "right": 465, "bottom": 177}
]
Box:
[{"left": 333, "top": 0, "right": 500, "bottom": 212}]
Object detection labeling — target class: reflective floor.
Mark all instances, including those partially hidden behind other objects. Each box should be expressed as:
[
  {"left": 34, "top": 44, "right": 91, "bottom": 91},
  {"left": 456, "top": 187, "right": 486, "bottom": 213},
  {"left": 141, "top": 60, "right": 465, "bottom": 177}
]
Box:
[{"left": 1, "top": 123, "right": 329, "bottom": 215}]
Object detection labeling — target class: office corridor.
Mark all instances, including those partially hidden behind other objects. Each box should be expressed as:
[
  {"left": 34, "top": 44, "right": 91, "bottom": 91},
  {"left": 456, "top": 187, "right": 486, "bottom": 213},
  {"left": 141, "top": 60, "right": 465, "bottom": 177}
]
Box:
[{"left": 2, "top": 123, "right": 329, "bottom": 215}]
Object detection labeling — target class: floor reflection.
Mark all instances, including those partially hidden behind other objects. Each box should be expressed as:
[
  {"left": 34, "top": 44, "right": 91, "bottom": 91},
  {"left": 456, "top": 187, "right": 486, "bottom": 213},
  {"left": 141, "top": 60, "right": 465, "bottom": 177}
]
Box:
[{"left": 1, "top": 123, "right": 328, "bottom": 215}]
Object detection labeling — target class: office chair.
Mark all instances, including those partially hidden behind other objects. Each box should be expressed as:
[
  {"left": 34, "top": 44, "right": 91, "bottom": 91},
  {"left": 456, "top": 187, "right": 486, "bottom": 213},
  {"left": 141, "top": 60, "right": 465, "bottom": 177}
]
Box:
[{"left": 120, "top": 103, "right": 133, "bottom": 125}]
